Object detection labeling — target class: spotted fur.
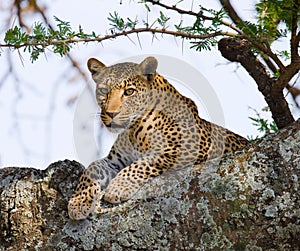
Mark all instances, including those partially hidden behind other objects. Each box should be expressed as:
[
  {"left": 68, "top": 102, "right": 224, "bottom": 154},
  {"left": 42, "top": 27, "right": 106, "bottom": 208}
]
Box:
[{"left": 68, "top": 56, "right": 248, "bottom": 220}]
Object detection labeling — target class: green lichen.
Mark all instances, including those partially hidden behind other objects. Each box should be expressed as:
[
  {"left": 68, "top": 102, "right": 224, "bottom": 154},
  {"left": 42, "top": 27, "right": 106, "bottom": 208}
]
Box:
[{"left": 196, "top": 197, "right": 232, "bottom": 249}]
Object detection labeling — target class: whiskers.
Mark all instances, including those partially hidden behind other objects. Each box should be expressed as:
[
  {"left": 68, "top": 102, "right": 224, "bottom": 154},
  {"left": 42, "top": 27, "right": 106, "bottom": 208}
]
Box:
[
  {"left": 97, "top": 109, "right": 144, "bottom": 131},
  {"left": 90, "top": 111, "right": 106, "bottom": 128},
  {"left": 129, "top": 114, "right": 141, "bottom": 122}
]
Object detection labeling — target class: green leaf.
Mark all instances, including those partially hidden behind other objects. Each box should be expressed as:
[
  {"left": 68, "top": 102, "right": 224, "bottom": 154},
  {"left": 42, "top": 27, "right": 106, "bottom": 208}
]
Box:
[
  {"left": 248, "top": 108, "right": 278, "bottom": 139},
  {"left": 157, "top": 11, "right": 170, "bottom": 28},
  {"left": 30, "top": 46, "right": 45, "bottom": 62},
  {"left": 92, "top": 31, "right": 97, "bottom": 38},
  {"left": 108, "top": 11, "right": 125, "bottom": 31},
  {"left": 190, "top": 38, "right": 217, "bottom": 51},
  {"left": 54, "top": 16, "right": 72, "bottom": 35},
  {"left": 277, "top": 50, "right": 291, "bottom": 61},
  {"left": 144, "top": 3, "right": 151, "bottom": 12},
  {"left": 256, "top": 0, "right": 298, "bottom": 30},
  {"left": 53, "top": 43, "right": 71, "bottom": 57},
  {"left": 4, "top": 26, "right": 28, "bottom": 46},
  {"left": 33, "top": 22, "right": 46, "bottom": 39},
  {"left": 269, "top": 121, "right": 278, "bottom": 132}
]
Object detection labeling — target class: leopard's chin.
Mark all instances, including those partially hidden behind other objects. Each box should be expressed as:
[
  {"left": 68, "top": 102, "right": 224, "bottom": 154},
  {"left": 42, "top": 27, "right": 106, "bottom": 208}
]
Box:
[{"left": 105, "top": 120, "right": 130, "bottom": 133}]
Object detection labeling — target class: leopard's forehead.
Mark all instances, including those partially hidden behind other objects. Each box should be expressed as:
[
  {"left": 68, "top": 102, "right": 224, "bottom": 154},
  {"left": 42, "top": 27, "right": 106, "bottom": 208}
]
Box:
[
  {"left": 105, "top": 62, "right": 137, "bottom": 76},
  {"left": 93, "top": 62, "right": 139, "bottom": 87}
]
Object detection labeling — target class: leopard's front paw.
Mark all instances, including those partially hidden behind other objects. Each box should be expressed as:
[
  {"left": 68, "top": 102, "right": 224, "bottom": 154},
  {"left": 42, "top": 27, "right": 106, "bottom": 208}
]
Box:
[
  {"left": 68, "top": 196, "right": 94, "bottom": 220},
  {"left": 104, "top": 177, "right": 140, "bottom": 204},
  {"left": 68, "top": 184, "right": 101, "bottom": 220}
]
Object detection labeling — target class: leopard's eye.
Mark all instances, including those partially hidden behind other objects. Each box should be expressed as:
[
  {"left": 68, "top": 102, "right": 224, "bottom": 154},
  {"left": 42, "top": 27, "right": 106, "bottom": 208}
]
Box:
[
  {"left": 99, "top": 87, "right": 109, "bottom": 95},
  {"left": 124, "top": 88, "right": 135, "bottom": 96}
]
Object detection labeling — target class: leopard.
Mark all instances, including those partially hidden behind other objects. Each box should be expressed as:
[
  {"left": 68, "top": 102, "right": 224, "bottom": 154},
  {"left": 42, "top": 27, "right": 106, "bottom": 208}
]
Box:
[{"left": 68, "top": 56, "right": 248, "bottom": 220}]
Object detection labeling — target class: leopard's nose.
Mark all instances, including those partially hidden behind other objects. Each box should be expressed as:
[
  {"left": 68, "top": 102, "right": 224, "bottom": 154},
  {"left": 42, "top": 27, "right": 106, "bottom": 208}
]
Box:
[{"left": 106, "top": 111, "right": 120, "bottom": 118}]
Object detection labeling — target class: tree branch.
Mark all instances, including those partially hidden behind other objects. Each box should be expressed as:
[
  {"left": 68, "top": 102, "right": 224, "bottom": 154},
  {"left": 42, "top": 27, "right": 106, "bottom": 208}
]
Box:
[
  {"left": 146, "top": 0, "right": 214, "bottom": 20},
  {"left": 286, "top": 82, "right": 300, "bottom": 107},
  {"left": 218, "top": 0, "right": 285, "bottom": 71},
  {"left": 218, "top": 37, "right": 295, "bottom": 128},
  {"left": 145, "top": 0, "right": 243, "bottom": 35},
  {"left": 150, "top": 0, "right": 285, "bottom": 72},
  {"left": 0, "top": 28, "right": 236, "bottom": 50},
  {"left": 262, "top": 55, "right": 278, "bottom": 74},
  {"left": 262, "top": 45, "right": 285, "bottom": 71},
  {"left": 219, "top": 0, "right": 243, "bottom": 25},
  {"left": 14, "top": 0, "right": 30, "bottom": 32},
  {"left": 277, "top": 63, "right": 300, "bottom": 89},
  {"left": 290, "top": 0, "right": 300, "bottom": 63},
  {"left": 270, "top": 0, "right": 300, "bottom": 90},
  {"left": 218, "top": 38, "right": 271, "bottom": 82}
]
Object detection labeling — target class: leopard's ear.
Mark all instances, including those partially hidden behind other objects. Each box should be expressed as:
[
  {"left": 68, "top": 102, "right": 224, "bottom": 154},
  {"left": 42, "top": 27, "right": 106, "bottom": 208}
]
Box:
[
  {"left": 87, "top": 58, "right": 106, "bottom": 75},
  {"left": 138, "top": 56, "right": 158, "bottom": 82}
]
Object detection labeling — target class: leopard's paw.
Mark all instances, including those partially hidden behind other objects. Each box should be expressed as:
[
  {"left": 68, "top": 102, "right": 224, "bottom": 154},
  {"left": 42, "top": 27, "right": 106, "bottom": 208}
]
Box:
[
  {"left": 104, "top": 177, "right": 140, "bottom": 204},
  {"left": 68, "top": 183, "right": 101, "bottom": 220}
]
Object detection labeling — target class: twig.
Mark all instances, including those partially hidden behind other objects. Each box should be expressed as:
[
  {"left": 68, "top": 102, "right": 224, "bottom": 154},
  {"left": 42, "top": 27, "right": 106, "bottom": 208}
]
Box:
[
  {"left": 0, "top": 28, "right": 237, "bottom": 49},
  {"left": 14, "top": 0, "right": 30, "bottom": 32},
  {"left": 145, "top": 0, "right": 243, "bottom": 35}
]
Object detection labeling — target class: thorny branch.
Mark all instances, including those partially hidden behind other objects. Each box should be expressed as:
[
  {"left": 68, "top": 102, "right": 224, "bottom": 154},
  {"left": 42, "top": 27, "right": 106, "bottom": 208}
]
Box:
[
  {"left": 145, "top": 0, "right": 243, "bottom": 35},
  {"left": 146, "top": 0, "right": 287, "bottom": 71},
  {"left": 0, "top": 28, "right": 235, "bottom": 49}
]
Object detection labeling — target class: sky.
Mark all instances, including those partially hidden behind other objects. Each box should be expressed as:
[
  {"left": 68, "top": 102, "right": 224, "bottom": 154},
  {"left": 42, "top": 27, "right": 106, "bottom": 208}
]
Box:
[{"left": 0, "top": 0, "right": 299, "bottom": 168}]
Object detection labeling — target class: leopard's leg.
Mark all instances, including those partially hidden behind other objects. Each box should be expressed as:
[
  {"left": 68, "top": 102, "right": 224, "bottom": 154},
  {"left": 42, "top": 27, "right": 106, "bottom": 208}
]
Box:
[
  {"left": 68, "top": 159, "right": 117, "bottom": 220},
  {"left": 104, "top": 156, "right": 170, "bottom": 204}
]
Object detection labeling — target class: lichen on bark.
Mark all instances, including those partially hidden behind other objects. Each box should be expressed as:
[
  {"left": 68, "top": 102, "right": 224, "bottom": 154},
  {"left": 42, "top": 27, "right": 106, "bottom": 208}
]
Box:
[{"left": 0, "top": 120, "right": 299, "bottom": 250}]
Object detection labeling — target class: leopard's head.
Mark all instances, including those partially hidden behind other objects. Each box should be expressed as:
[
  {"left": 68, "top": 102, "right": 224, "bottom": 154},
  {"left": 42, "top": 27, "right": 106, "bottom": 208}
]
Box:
[{"left": 87, "top": 57, "right": 158, "bottom": 133}]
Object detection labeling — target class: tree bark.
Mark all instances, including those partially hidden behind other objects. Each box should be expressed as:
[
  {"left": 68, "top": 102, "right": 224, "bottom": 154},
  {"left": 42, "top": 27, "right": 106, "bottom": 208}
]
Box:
[
  {"left": 1, "top": 119, "right": 300, "bottom": 250},
  {"left": 218, "top": 37, "right": 295, "bottom": 129}
]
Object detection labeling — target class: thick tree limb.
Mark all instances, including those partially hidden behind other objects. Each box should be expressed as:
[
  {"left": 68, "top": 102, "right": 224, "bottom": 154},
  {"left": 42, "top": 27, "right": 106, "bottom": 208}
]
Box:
[
  {"left": 218, "top": 37, "right": 295, "bottom": 129},
  {"left": 0, "top": 120, "right": 300, "bottom": 250}
]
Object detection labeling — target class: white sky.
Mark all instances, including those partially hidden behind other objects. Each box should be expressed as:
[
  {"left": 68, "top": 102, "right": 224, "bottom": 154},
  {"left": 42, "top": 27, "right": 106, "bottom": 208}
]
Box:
[{"left": 0, "top": 0, "right": 299, "bottom": 168}]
